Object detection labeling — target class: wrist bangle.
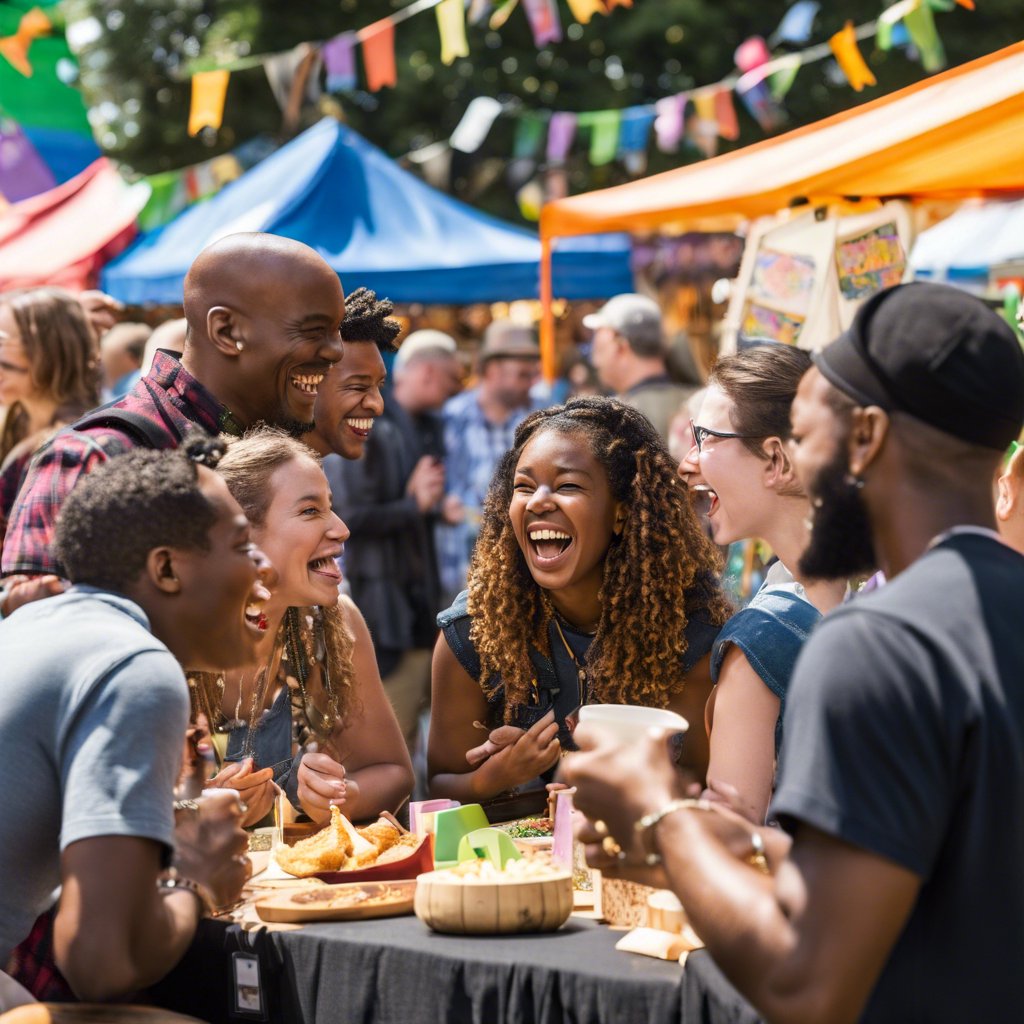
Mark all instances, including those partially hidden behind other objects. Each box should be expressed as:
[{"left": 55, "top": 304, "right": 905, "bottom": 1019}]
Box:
[
  {"left": 158, "top": 869, "right": 216, "bottom": 918},
  {"left": 634, "top": 798, "right": 711, "bottom": 866}
]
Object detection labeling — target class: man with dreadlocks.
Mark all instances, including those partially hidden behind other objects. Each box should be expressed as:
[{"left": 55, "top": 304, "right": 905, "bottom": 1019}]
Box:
[
  {"left": 324, "top": 298, "right": 462, "bottom": 756},
  {"left": 307, "top": 286, "right": 398, "bottom": 461},
  {"left": 428, "top": 396, "right": 730, "bottom": 810}
]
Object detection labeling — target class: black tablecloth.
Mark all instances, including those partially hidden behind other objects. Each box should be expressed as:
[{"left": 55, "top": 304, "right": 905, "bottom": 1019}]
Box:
[{"left": 152, "top": 915, "right": 764, "bottom": 1024}]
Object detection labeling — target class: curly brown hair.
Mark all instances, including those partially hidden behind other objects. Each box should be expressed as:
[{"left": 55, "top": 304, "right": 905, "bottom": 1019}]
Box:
[{"left": 468, "top": 397, "right": 731, "bottom": 722}]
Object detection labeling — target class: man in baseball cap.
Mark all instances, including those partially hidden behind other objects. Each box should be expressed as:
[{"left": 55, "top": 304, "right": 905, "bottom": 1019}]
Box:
[
  {"left": 584, "top": 293, "right": 695, "bottom": 444},
  {"left": 564, "top": 282, "right": 1024, "bottom": 1024}
]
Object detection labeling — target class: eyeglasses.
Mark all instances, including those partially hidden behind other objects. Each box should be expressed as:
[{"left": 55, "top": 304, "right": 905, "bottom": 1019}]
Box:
[{"left": 689, "top": 419, "right": 762, "bottom": 453}]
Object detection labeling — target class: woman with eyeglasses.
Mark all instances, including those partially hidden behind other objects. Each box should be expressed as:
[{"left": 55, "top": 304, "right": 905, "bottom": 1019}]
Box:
[{"left": 677, "top": 345, "right": 848, "bottom": 824}]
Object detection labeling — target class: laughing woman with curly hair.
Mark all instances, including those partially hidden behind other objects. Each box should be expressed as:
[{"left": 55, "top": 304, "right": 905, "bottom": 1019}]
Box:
[{"left": 428, "top": 396, "right": 731, "bottom": 810}]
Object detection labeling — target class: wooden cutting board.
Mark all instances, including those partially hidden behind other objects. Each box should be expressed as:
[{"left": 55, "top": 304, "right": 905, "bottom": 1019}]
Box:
[{"left": 255, "top": 879, "right": 417, "bottom": 923}]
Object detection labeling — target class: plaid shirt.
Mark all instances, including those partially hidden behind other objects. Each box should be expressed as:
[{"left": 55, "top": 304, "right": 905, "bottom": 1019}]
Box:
[
  {"left": 436, "top": 387, "right": 542, "bottom": 599},
  {"left": 1, "top": 352, "right": 238, "bottom": 576}
]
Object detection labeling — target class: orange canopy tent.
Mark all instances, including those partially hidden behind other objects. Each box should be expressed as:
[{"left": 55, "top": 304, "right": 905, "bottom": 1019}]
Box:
[
  {"left": 539, "top": 41, "right": 1024, "bottom": 375},
  {"left": 0, "top": 158, "right": 149, "bottom": 292}
]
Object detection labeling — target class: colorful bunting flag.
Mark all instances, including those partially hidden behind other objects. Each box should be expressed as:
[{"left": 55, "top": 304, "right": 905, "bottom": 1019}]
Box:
[
  {"left": 436, "top": 0, "right": 469, "bottom": 66},
  {"left": 489, "top": 0, "right": 521, "bottom": 30},
  {"left": 0, "top": 120, "right": 55, "bottom": 200},
  {"left": 450, "top": 95, "right": 503, "bottom": 152},
  {"left": 654, "top": 94, "right": 687, "bottom": 153},
  {"left": 188, "top": 69, "right": 230, "bottom": 136},
  {"left": 578, "top": 109, "right": 621, "bottom": 165},
  {"left": 358, "top": 19, "right": 397, "bottom": 92},
  {"left": 904, "top": 1, "right": 946, "bottom": 71},
  {"left": 0, "top": 6, "right": 52, "bottom": 77},
  {"left": 523, "top": 0, "right": 562, "bottom": 46},
  {"left": 772, "top": 1, "right": 819, "bottom": 45},
  {"left": 690, "top": 92, "right": 719, "bottom": 156},
  {"left": 713, "top": 88, "right": 740, "bottom": 140},
  {"left": 617, "top": 108, "right": 655, "bottom": 154},
  {"left": 877, "top": 0, "right": 919, "bottom": 51},
  {"left": 734, "top": 36, "right": 771, "bottom": 75},
  {"left": 769, "top": 54, "right": 802, "bottom": 99},
  {"left": 737, "top": 80, "right": 785, "bottom": 132},
  {"left": 323, "top": 32, "right": 357, "bottom": 92},
  {"left": 828, "top": 22, "right": 877, "bottom": 91},
  {"left": 513, "top": 113, "right": 546, "bottom": 159},
  {"left": 546, "top": 111, "right": 577, "bottom": 162},
  {"left": 264, "top": 44, "right": 310, "bottom": 111},
  {"left": 565, "top": 0, "right": 606, "bottom": 24},
  {"left": 689, "top": 117, "right": 719, "bottom": 159},
  {"left": 468, "top": 0, "right": 494, "bottom": 24}
]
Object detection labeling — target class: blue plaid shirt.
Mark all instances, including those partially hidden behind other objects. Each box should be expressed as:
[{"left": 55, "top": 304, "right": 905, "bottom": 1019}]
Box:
[{"left": 437, "top": 387, "right": 543, "bottom": 599}]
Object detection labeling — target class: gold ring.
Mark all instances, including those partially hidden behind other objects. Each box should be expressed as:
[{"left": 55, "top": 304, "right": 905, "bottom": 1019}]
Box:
[
  {"left": 593, "top": 819, "right": 609, "bottom": 837},
  {"left": 601, "top": 835, "right": 624, "bottom": 860}
]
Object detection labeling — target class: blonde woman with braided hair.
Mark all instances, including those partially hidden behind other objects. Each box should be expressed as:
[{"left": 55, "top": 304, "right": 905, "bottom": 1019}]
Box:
[
  {"left": 194, "top": 426, "right": 412, "bottom": 826},
  {"left": 429, "top": 396, "right": 730, "bottom": 810}
]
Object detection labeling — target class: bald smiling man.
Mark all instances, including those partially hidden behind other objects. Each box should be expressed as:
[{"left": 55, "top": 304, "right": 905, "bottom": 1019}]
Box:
[{"left": 2, "top": 233, "right": 345, "bottom": 577}]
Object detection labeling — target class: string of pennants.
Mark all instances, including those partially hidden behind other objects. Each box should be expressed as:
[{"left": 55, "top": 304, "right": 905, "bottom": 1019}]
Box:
[
  {"left": 185, "top": 0, "right": 636, "bottom": 137},
  {"left": 444, "top": 0, "right": 972, "bottom": 171},
  {"left": 182, "top": 0, "right": 973, "bottom": 173}
]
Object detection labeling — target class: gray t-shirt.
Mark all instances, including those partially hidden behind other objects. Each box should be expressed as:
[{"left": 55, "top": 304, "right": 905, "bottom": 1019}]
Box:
[
  {"left": 772, "top": 534, "right": 1024, "bottom": 1023},
  {"left": 0, "top": 587, "right": 188, "bottom": 959}
]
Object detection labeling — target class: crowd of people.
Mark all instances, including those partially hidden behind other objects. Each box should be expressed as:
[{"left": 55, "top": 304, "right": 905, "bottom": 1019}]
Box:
[{"left": 1, "top": 230, "right": 1023, "bottom": 1023}]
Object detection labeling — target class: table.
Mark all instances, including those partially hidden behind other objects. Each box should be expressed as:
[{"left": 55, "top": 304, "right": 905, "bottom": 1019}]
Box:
[{"left": 150, "top": 914, "right": 764, "bottom": 1024}]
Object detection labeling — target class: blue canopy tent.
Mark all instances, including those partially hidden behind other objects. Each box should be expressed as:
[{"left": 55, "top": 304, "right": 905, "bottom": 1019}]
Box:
[{"left": 102, "top": 118, "right": 632, "bottom": 304}]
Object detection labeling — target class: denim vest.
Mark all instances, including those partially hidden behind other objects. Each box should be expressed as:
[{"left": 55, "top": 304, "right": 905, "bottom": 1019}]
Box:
[
  {"left": 710, "top": 584, "right": 821, "bottom": 754},
  {"left": 438, "top": 589, "right": 722, "bottom": 749}
]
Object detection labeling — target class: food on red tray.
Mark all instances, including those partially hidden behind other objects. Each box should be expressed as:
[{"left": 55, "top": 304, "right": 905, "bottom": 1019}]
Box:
[{"left": 275, "top": 808, "right": 419, "bottom": 877}]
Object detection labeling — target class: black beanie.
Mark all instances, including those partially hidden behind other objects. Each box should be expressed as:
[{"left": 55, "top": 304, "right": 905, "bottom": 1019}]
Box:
[{"left": 813, "top": 282, "right": 1024, "bottom": 451}]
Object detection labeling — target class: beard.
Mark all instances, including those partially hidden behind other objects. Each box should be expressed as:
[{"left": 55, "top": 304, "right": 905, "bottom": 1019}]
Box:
[
  {"left": 798, "top": 444, "right": 877, "bottom": 581},
  {"left": 278, "top": 417, "right": 316, "bottom": 438}
]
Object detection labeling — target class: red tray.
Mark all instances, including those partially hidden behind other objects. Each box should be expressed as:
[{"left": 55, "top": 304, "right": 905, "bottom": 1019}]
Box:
[{"left": 313, "top": 833, "right": 434, "bottom": 884}]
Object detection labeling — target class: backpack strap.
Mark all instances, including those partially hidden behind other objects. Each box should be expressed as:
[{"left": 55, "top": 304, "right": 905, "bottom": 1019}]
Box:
[{"left": 71, "top": 394, "right": 180, "bottom": 450}]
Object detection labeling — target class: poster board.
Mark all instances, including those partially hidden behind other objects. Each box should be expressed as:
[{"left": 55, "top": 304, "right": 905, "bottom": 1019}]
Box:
[{"left": 721, "top": 200, "right": 915, "bottom": 353}]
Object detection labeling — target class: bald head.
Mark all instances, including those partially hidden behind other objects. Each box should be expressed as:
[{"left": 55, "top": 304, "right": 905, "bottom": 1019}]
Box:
[
  {"left": 179, "top": 232, "right": 346, "bottom": 433},
  {"left": 183, "top": 233, "right": 343, "bottom": 343}
]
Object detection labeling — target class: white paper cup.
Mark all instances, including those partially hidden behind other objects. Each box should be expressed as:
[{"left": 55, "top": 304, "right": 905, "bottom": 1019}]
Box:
[{"left": 577, "top": 704, "right": 689, "bottom": 745}]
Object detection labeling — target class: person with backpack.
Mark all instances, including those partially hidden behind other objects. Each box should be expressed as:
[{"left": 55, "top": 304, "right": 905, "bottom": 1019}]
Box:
[{"left": 1, "top": 232, "right": 345, "bottom": 577}]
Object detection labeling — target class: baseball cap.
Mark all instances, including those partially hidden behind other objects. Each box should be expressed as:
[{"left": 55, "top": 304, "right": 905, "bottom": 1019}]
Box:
[
  {"left": 582, "top": 293, "right": 662, "bottom": 346},
  {"left": 813, "top": 282, "right": 1024, "bottom": 451},
  {"left": 479, "top": 320, "right": 539, "bottom": 363},
  {"left": 393, "top": 329, "right": 457, "bottom": 371}
]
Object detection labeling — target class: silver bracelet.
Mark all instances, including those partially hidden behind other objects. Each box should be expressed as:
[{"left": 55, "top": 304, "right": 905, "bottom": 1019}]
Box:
[
  {"left": 634, "top": 798, "right": 712, "bottom": 866},
  {"left": 158, "top": 869, "right": 216, "bottom": 918}
]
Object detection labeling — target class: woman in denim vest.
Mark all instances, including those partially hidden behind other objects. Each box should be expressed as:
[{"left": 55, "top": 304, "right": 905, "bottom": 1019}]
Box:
[{"left": 678, "top": 345, "right": 848, "bottom": 823}]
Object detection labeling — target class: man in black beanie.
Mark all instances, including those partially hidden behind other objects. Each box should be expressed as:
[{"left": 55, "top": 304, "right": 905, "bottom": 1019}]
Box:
[{"left": 563, "top": 282, "right": 1024, "bottom": 1024}]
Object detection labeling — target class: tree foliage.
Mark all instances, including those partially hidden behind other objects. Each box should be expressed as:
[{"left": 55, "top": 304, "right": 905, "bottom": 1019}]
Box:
[{"left": 65, "top": 0, "right": 1023, "bottom": 221}]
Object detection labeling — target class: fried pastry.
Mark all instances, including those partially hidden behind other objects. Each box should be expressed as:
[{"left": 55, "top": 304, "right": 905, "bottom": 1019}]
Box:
[{"left": 275, "top": 806, "right": 353, "bottom": 877}]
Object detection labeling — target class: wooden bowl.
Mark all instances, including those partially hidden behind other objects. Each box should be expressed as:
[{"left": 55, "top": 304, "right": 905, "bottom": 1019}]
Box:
[{"left": 414, "top": 868, "right": 573, "bottom": 935}]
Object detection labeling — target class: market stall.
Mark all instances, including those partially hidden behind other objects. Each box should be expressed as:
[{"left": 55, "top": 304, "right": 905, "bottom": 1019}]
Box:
[
  {"left": 0, "top": 157, "right": 149, "bottom": 291},
  {"left": 538, "top": 41, "right": 1024, "bottom": 373}
]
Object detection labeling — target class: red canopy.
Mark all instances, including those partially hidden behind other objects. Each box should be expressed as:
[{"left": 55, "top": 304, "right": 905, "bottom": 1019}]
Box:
[{"left": 0, "top": 158, "right": 149, "bottom": 292}]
